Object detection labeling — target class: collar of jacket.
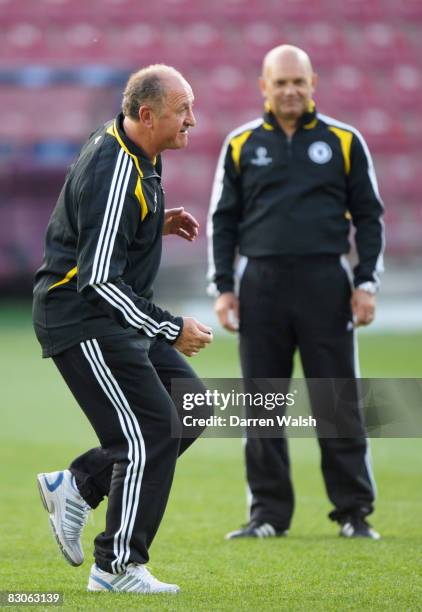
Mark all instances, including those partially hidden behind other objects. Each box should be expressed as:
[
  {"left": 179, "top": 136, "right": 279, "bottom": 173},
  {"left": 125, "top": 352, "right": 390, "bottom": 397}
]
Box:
[
  {"left": 111, "top": 112, "right": 160, "bottom": 178},
  {"left": 263, "top": 100, "right": 318, "bottom": 132}
]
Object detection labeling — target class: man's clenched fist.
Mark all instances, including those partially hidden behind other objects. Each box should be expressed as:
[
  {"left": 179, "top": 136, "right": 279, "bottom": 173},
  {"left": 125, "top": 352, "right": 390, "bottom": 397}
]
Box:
[{"left": 174, "top": 317, "right": 213, "bottom": 357}]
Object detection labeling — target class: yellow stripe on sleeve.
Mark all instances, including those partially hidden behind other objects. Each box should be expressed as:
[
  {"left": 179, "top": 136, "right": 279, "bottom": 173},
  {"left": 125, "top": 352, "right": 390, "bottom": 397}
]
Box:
[
  {"left": 110, "top": 120, "right": 143, "bottom": 177},
  {"left": 230, "top": 130, "right": 253, "bottom": 171},
  {"left": 108, "top": 121, "right": 149, "bottom": 220},
  {"left": 134, "top": 176, "right": 148, "bottom": 221},
  {"left": 48, "top": 266, "right": 77, "bottom": 291},
  {"left": 328, "top": 126, "right": 353, "bottom": 175}
]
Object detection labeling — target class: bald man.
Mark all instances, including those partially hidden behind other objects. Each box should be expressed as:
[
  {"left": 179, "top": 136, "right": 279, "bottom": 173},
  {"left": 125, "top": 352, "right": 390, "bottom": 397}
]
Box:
[
  {"left": 208, "top": 46, "right": 384, "bottom": 540},
  {"left": 34, "top": 64, "right": 213, "bottom": 593}
]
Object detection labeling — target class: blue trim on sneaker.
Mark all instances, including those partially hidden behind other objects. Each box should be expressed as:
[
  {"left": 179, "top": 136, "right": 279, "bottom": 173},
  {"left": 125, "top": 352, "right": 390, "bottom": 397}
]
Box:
[
  {"left": 90, "top": 574, "right": 114, "bottom": 591},
  {"left": 44, "top": 472, "right": 64, "bottom": 492}
]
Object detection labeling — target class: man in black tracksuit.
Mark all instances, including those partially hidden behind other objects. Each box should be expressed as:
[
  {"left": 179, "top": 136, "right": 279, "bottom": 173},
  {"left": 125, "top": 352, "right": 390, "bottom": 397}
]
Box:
[
  {"left": 33, "top": 65, "right": 213, "bottom": 594},
  {"left": 208, "top": 45, "right": 384, "bottom": 540}
]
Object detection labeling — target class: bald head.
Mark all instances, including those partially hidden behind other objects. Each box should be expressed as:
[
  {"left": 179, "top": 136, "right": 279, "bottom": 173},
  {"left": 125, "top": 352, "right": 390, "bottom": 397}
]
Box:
[
  {"left": 122, "top": 64, "right": 191, "bottom": 120},
  {"left": 262, "top": 45, "right": 313, "bottom": 80},
  {"left": 259, "top": 45, "right": 317, "bottom": 128}
]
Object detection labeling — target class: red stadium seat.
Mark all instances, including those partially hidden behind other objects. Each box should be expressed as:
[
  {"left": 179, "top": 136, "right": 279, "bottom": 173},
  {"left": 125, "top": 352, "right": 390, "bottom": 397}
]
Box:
[
  {"left": 178, "top": 22, "right": 228, "bottom": 67},
  {"left": 1, "top": 23, "right": 48, "bottom": 65},
  {"left": 332, "top": 0, "right": 382, "bottom": 21},
  {"left": 326, "top": 66, "right": 376, "bottom": 112},
  {"left": 383, "top": 155, "right": 422, "bottom": 202},
  {"left": 0, "top": 86, "right": 94, "bottom": 142},
  {"left": 36, "top": 0, "right": 94, "bottom": 21},
  {"left": 98, "top": 0, "right": 146, "bottom": 19},
  {"left": 1, "top": 110, "right": 31, "bottom": 140},
  {"left": 358, "top": 108, "right": 406, "bottom": 153},
  {"left": 0, "top": 0, "right": 23, "bottom": 25},
  {"left": 160, "top": 152, "right": 214, "bottom": 217},
  {"left": 389, "top": 65, "right": 422, "bottom": 112},
  {"left": 106, "top": 23, "right": 170, "bottom": 67},
  {"left": 53, "top": 23, "right": 107, "bottom": 64},
  {"left": 303, "top": 23, "right": 349, "bottom": 67},
  {"left": 394, "top": 206, "right": 422, "bottom": 254},
  {"left": 359, "top": 23, "right": 411, "bottom": 67},
  {"left": 236, "top": 23, "right": 303, "bottom": 69},
  {"left": 39, "top": 0, "right": 80, "bottom": 9},
  {"left": 150, "top": 0, "right": 203, "bottom": 21},
  {"left": 388, "top": 0, "right": 422, "bottom": 19},
  {"left": 183, "top": 110, "right": 223, "bottom": 154},
  {"left": 200, "top": 0, "right": 265, "bottom": 22},
  {"left": 401, "top": 113, "right": 422, "bottom": 153},
  {"left": 381, "top": 206, "right": 408, "bottom": 255},
  {"left": 238, "top": 22, "right": 283, "bottom": 66},
  {"left": 206, "top": 65, "right": 260, "bottom": 110},
  {"left": 271, "top": 0, "right": 323, "bottom": 21}
]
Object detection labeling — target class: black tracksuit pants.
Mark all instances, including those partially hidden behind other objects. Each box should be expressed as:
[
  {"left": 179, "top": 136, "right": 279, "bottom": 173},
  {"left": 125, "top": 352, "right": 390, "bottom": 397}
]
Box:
[
  {"left": 239, "top": 255, "right": 376, "bottom": 530},
  {"left": 53, "top": 333, "right": 209, "bottom": 574}
]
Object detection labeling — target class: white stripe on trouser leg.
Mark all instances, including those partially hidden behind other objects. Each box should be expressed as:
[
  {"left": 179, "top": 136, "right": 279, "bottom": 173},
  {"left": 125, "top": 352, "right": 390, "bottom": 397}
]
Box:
[
  {"left": 89, "top": 339, "right": 146, "bottom": 569},
  {"left": 364, "top": 440, "right": 377, "bottom": 499},
  {"left": 242, "top": 436, "right": 253, "bottom": 520},
  {"left": 352, "top": 330, "right": 377, "bottom": 498},
  {"left": 80, "top": 340, "right": 135, "bottom": 571},
  {"left": 88, "top": 339, "right": 144, "bottom": 570},
  {"left": 80, "top": 339, "right": 146, "bottom": 573}
]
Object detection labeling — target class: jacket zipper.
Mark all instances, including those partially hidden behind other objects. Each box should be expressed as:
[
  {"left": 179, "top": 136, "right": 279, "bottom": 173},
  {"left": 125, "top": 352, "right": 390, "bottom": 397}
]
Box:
[{"left": 286, "top": 135, "right": 293, "bottom": 161}]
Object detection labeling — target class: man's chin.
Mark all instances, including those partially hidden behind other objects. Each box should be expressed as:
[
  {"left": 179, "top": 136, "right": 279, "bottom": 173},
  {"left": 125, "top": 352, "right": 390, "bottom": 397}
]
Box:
[
  {"left": 170, "top": 135, "right": 189, "bottom": 149},
  {"left": 281, "top": 107, "right": 303, "bottom": 118}
]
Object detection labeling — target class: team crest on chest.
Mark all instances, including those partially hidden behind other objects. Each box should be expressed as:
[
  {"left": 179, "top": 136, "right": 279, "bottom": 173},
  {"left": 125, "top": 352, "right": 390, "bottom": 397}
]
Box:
[
  {"left": 308, "top": 141, "right": 332, "bottom": 164},
  {"left": 250, "top": 146, "right": 272, "bottom": 166}
]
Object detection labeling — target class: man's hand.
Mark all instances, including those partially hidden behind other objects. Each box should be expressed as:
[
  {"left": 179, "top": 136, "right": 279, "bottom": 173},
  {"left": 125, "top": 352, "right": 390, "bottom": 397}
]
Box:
[
  {"left": 174, "top": 317, "right": 213, "bottom": 357},
  {"left": 214, "top": 292, "right": 239, "bottom": 332},
  {"left": 163, "top": 207, "right": 199, "bottom": 241},
  {"left": 351, "top": 288, "right": 376, "bottom": 327}
]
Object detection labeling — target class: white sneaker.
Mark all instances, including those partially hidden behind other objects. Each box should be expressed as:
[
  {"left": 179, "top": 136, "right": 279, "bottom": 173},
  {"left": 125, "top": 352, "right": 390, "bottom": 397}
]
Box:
[
  {"left": 37, "top": 469, "right": 91, "bottom": 566},
  {"left": 87, "top": 563, "right": 180, "bottom": 594}
]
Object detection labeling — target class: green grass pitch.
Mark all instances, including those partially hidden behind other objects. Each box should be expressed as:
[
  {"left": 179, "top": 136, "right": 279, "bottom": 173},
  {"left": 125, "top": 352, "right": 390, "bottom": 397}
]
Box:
[{"left": 1, "top": 306, "right": 421, "bottom": 610}]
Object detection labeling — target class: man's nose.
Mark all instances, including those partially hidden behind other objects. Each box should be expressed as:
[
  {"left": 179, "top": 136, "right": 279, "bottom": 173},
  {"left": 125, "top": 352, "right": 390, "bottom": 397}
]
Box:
[{"left": 187, "top": 108, "right": 196, "bottom": 127}]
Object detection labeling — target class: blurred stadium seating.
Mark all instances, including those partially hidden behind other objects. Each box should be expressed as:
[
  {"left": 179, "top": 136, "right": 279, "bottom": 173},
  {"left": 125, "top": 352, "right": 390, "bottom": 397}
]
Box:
[{"left": 0, "top": 0, "right": 420, "bottom": 290}]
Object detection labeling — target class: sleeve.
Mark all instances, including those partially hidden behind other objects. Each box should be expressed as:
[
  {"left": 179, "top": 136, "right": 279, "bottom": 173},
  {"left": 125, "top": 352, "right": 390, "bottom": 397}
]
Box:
[
  {"left": 76, "top": 149, "right": 183, "bottom": 343},
  {"left": 347, "top": 132, "right": 385, "bottom": 288},
  {"left": 206, "top": 138, "right": 243, "bottom": 296}
]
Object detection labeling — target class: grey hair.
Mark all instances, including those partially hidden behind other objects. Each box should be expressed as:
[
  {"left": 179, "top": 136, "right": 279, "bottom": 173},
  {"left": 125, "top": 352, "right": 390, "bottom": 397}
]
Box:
[{"left": 122, "top": 64, "right": 183, "bottom": 120}]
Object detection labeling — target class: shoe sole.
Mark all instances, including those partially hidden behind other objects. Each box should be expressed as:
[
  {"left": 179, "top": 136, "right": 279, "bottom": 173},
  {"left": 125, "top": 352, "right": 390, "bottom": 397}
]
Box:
[
  {"left": 225, "top": 530, "right": 288, "bottom": 540},
  {"left": 87, "top": 584, "right": 180, "bottom": 594},
  {"left": 87, "top": 589, "right": 180, "bottom": 594},
  {"left": 36, "top": 473, "right": 81, "bottom": 567},
  {"left": 87, "top": 571, "right": 180, "bottom": 594},
  {"left": 340, "top": 533, "right": 381, "bottom": 540}
]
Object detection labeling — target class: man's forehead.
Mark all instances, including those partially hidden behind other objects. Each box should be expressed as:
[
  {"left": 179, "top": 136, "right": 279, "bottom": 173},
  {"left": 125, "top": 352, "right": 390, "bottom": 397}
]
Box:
[
  {"left": 266, "top": 57, "right": 311, "bottom": 81},
  {"left": 166, "top": 83, "right": 194, "bottom": 105}
]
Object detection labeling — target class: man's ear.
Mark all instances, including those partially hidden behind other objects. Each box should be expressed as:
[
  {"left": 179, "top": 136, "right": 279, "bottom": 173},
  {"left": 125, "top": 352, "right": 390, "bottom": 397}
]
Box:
[
  {"left": 139, "top": 105, "right": 153, "bottom": 128},
  {"left": 258, "top": 76, "right": 266, "bottom": 99},
  {"left": 311, "top": 72, "right": 318, "bottom": 93}
]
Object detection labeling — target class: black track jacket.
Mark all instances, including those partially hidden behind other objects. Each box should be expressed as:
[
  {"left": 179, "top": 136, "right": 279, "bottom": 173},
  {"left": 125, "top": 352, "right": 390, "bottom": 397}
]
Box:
[
  {"left": 208, "top": 105, "right": 384, "bottom": 295},
  {"left": 33, "top": 113, "right": 183, "bottom": 357}
]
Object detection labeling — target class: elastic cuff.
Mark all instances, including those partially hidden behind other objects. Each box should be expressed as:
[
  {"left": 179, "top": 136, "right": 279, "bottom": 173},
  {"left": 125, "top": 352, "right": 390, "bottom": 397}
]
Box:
[
  {"left": 70, "top": 469, "right": 104, "bottom": 509},
  {"left": 167, "top": 316, "right": 184, "bottom": 344},
  {"left": 329, "top": 505, "right": 373, "bottom": 522}
]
